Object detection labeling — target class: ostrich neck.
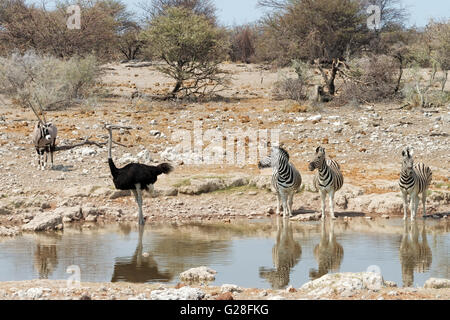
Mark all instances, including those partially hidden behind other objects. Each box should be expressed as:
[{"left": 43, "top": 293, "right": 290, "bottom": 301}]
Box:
[{"left": 108, "top": 130, "right": 113, "bottom": 159}]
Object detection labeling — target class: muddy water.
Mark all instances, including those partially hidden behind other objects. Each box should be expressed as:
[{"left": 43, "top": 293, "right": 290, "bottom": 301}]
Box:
[{"left": 0, "top": 218, "right": 448, "bottom": 289}]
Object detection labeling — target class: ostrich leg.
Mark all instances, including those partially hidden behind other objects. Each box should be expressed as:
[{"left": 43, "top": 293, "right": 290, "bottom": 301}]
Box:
[{"left": 135, "top": 183, "right": 145, "bottom": 226}]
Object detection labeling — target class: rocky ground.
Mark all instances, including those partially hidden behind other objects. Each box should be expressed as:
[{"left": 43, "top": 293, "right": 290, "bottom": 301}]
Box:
[
  {"left": 0, "top": 273, "right": 449, "bottom": 300},
  {"left": 0, "top": 62, "right": 449, "bottom": 299}
]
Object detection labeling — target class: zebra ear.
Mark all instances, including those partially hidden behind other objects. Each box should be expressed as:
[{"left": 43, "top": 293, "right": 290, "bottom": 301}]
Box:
[
  {"left": 407, "top": 148, "right": 413, "bottom": 158},
  {"left": 402, "top": 147, "right": 412, "bottom": 158},
  {"left": 315, "top": 146, "right": 320, "bottom": 153}
]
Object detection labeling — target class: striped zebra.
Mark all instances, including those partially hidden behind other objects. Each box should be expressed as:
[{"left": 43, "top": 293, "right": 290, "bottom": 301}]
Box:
[
  {"left": 399, "top": 147, "right": 432, "bottom": 220},
  {"left": 258, "top": 146, "right": 302, "bottom": 217},
  {"left": 308, "top": 146, "right": 344, "bottom": 219}
]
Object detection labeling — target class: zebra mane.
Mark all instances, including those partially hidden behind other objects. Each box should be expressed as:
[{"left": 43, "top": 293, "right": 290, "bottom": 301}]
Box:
[{"left": 276, "top": 146, "right": 290, "bottom": 160}]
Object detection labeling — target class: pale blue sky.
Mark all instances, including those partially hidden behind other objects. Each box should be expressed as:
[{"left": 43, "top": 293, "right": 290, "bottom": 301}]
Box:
[
  {"left": 214, "top": 0, "right": 449, "bottom": 27},
  {"left": 28, "top": 0, "right": 449, "bottom": 27}
]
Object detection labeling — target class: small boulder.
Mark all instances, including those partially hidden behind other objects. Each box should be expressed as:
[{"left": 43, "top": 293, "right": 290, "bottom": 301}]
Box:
[
  {"left": 424, "top": 278, "right": 450, "bottom": 289},
  {"left": 54, "top": 207, "right": 83, "bottom": 221},
  {"left": 221, "top": 284, "right": 242, "bottom": 294},
  {"left": 178, "top": 179, "right": 225, "bottom": 195},
  {"left": 22, "top": 211, "right": 63, "bottom": 232},
  {"left": 0, "top": 226, "right": 20, "bottom": 237},
  {"left": 180, "top": 266, "right": 217, "bottom": 283},
  {"left": 150, "top": 287, "right": 205, "bottom": 300},
  {"left": 300, "top": 272, "right": 385, "bottom": 297}
]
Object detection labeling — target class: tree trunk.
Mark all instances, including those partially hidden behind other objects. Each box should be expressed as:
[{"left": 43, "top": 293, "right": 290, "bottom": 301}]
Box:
[
  {"left": 394, "top": 54, "right": 404, "bottom": 94},
  {"left": 316, "top": 59, "right": 341, "bottom": 96},
  {"left": 442, "top": 71, "right": 448, "bottom": 92},
  {"left": 326, "top": 59, "right": 341, "bottom": 96},
  {"left": 327, "top": 61, "right": 338, "bottom": 96},
  {"left": 172, "top": 80, "right": 182, "bottom": 94}
]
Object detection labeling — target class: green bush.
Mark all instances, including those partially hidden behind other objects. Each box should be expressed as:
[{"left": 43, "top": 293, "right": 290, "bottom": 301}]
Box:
[{"left": 142, "top": 7, "right": 229, "bottom": 97}]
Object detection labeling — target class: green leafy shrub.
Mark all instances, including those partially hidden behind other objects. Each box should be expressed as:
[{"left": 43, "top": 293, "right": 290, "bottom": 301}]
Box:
[{"left": 141, "top": 7, "right": 229, "bottom": 97}]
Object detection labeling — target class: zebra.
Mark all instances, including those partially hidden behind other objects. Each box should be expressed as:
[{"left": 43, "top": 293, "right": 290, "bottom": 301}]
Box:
[
  {"left": 308, "top": 146, "right": 344, "bottom": 220},
  {"left": 399, "top": 147, "right": 432, "bottom": 220},
  {"left": 258, "top": 146, "right": 302, "bottom": 217}
]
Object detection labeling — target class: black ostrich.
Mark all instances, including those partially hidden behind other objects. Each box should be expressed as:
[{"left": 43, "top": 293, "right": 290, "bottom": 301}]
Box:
[{"left": 106, "top": 125, "right": 173, "bottom": 225}]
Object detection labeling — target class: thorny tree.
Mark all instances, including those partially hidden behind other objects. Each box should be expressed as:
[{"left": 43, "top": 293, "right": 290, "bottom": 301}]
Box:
[{"left": 142, "top": 7, "right": 229, "bottom": 97}]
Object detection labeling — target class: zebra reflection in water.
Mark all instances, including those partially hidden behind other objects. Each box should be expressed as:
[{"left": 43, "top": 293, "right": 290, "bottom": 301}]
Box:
[
  {"left": 259, "top": 217, "right": 302, "bottom": 289},
  {"left": 309, "top": 219, "right": 344, "bottom": 280},
  {"left": 399, "top": 220, "right": 432, "bottom": 287}
]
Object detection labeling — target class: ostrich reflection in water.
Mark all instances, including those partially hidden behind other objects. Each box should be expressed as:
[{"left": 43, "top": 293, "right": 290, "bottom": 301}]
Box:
[
  {"left": 399, "top": 220, "right": 432, "bottom": 287},
  {"left": 111, "top": 226, "right": 173, "bottom": 283},
  {"left": 309, "top": 218, "right": 343, "bottom": 280},
  {"left": 259, "top": 217, "right": 302, "bottom": 289}
]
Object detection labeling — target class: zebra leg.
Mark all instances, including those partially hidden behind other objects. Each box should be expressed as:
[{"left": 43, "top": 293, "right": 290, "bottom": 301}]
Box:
[
  {"left": 288, "top": 192, "right": 294, "bottom": 217},
  {"left": 414, "top": 194, "right": 420, "bottom": 220},
  {"left": 411, "top": 193, "right": 418, "bottom": 220},
  {"left": 422, "top": 190, "right": 427, "bottom": 217},
  {"left": 276, "top": 192, "right": 282, "bottom": 216},
  {"left": 281, "top": 192, "right": 289, "bottom": 218},
  {"left": 319, "top": 189, "right": 326, "bottom": 220},
  {"left": 329, "top": 189, "right": 336, "bottom": 219},
  {"left": 401, "top": 191, "right": 408, "bottom": 220}
]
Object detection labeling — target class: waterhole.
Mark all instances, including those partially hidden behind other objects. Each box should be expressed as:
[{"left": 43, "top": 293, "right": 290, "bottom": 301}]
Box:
[{"left": 0, "top": 218, "right": 448, "bottom": 289}]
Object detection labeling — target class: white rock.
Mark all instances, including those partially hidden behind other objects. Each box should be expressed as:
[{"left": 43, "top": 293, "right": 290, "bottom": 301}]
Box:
[
  {"left": 307, "top": 115, "right": 322, "bottom": 122},
  {"left": 0, "top": 226, "right": 20, "bottom": 237},
  {"left": 15, "top": 288, "right": 44, "bottom": 300},
  {"left": 54, "top": 207, "right": 83, "bottom": 221},
  {"left": 119, "top": 153, "right": 138, "bottom": 164},
  {"left": 150, "top": 287, "right": 205, "bottom": 300},
  {"left": 137, "top": 149, "right": 152, "bottom": 162},
  {"left": 22, "top": 212, "right": 63, "bottom": 231},
  {"left": 301, "top": 272, "right": 385, "bottom": 297},
  {"left": 180, "top": 266, "right": 217, "bottom": 282},
  {"left": 424, "top": 278, "right": 450, "bottom": 289},
  {"left": 78, "top": 147, "right": 97, "bottom": 157},
  {"left": 221, "top": 284, "right": 243, "bottom": 293}
]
